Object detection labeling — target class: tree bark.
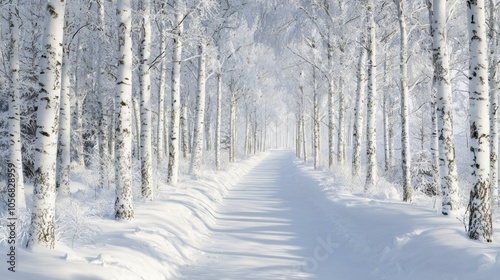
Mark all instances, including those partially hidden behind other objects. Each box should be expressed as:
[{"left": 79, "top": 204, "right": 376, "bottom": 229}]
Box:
[
  {"left": 432, "top": 0, "right": 459, "bottom": 215},
  {"left": 190, "top": 44, "right": 207, "bottom": 176},
  {"left": 8, "top": 0, "right": 26, "bottom": 209},
  {"left": 139, "top": 0, "right": 153, "bottom": 200},
  {"left": 313, "top": 66, "right": 320, "bottom": 170},
  {"left": 28, "top": 0, "right": 66, "bottom": 249},
  {"left": 167, "top": 0, "right": 184, "bottom": 185},
  {"left": 215, "top": 73, "right": 222, "bottom": 170},
  {"left": 157, "top": 28, "right": 167, "bottom": 163},
  {"left": 467, "top": 0, "right": 492, "bottom": 242},
  {"left": 352, "top": 32, "right": 367, "bottom": 177},
  {"left": 114, "top": 0, "right": 134, "bottom": 220},
  {"left": 488, "top": 0, "right": 499, "bottom": 206},
  {"left": 327, "top": 41, "right": 335, "bottom": 169},
  {"left": 365, "top": 0, "right": 378, "bottom": 190},
  {"left": 397, "top": 0, "right": 412, "bottom": 202}
]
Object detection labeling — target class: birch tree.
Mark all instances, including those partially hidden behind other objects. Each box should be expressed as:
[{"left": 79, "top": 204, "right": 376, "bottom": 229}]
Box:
[
  {"left": 396, "top": 0, "right": 412, "bottom": 202},
  {"left": 156, "top": 2, "right": 168, "bottom": 164},
  {"left": 167, "top": 0, "right": 184, "bottom": 185},
  {"left": 115, "top": 0, "right": 134, "bottom": 220},
  {"left": 365, "top": 0, "right": 378, "bottom": 190},
  {"left": 139, "top": 0, "right": 153, "bottom": 200},
  {"left": 229, "top": 79, "right": 238, "bottom": 163},
  {"left": 327, "top": 36, "right": 335, "bottom": 170},
  {"left": 215, "top": 73, "right": 222, "bottom": 170},
  {"left": 312, "top": 65, "right": 320, "bottom": 170},
  {"left": 352, "top": 32, "right": 367, "bottom": 177},
  {"left": 488, "top": 0, "right": 498, "bottom": 205},
  {"left": 467, "top": 0, "right": 492, "bottom": 242},
  {"left": 190, "top": 43, "right": 207, "bottom": 176},
  {"left": 28, "top": 0, "right": 66, "bottom": 249},
  {"left": 8, "top": 0, "right": 26, "bottom": 209},
  {"left": 431, "top": 0, "right": 459, "bottom": 215},
  {"left": 96, "top": 0, "right": 110, "bottom": 189},
  {"left": 57, "top": 28, "right": 71, "bottom": 196},
  {"left": 427, "top": 0, "right": 440, "bottom": 196}
]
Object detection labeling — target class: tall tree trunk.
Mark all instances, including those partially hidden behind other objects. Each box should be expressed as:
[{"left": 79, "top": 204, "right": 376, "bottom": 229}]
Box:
[
  {"left": 327, "top": 41, "right": 335, "bottom": 169},
  {"left": 352, "top": 32, "right": 367, "bottom": 177},
  {"left": 157, "top": 29, "right": 167, "bottom": 163},
  {"left": 365, "top": 0, "right": 378, "bottom": 190},
  {"left": 8, "top": 0, "right": 26, "bottom": 209},
  {"left": 28, "top": 0, "right": 66, "bottom": 249},
  {"left": 57, "top": 41, "right": 71, "bottom": 196},
  {"left": 180, "top": 103, "right": 188, "bottom": 159},
  {"left": 489, "top": 0, "right": 499, "bottom": 206},
  {"left": 244, "top": 110, "right": 250, "bottom": 157},
  {"left": 205, "top": 97, "right": 212, "bottom": 151},
  {"left": 167, "top": 0, "right": 183, "bottom": 185},
  {"left": 96, "top": 0, "right": 110, "bottom": 189},
  {"left": 397, "top": 0, "right": 412, "bottom": 202},
  {"left": 253, "top": 108, "right": 258, "bottom": 155},
  {"left": 215, "top": 73, "right": 222, "bottom": 170},
  {"left": 432, "top": 0, "right": 459, "bottom": 215},
  {"left": 133, "top": 97, "right": 141, "bottom": 160},
  {"left": 74, "top": 38, "right": 85, "bottom": 169},
  {"left": 139, "top": 0, "right": 153, "bottom": 200},
  {"left": 467, "top": 0, "right": 492, "bottom": 242},
  {"left": 337, "top": 77, "right": 345, "bottom": 165},
  {"left": 229, "top": 85, "right": 237, "bottom": 163},
  {"left": 190, "top": 44, "right": 206, "bottom": 176},
  {"left": 427, "top": 0, "right": 441, "bottom": 196},
  {"left": 383, "top": 56, "right": 391, "bottom": 173},
  {"left": 114, "top": 0, "right": 134, "bottom": 220},
  {"left": 302, "top": 104, "right": 307, "bottom": 162},
  {"left": 313, "top": 67, "right": 320, "bottom": 170}
]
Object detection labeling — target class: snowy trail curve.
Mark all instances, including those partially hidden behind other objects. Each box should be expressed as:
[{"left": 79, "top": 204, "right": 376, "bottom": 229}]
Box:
[{"left": 180, "top": 150, "right": 334, "bottom": 279}]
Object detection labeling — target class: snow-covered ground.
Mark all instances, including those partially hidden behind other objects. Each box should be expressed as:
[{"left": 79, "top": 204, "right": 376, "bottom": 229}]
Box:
[{"left": 2, "top": 150, "right": 500, "bottom": 279}]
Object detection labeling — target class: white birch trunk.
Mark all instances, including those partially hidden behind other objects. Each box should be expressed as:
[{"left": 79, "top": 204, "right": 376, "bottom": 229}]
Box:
[
  {"left": 432, "top": 0, "right": 459, "bottom": 215},
  {"left": 352, "top": 33, "right": 367, "bottom": 177},
  {"left": 365, "top": 0, "right": 378, "bottom": 190},
  {"left": 157, "top": 30, "right": 167, "bottom": 163},
  {"left": 327, "top": 40, "right": 335, "bottom": 169},
  {"left": 229, "top": 86, "right": 237, "bottom": 163},
  {"left": 8, "top": 0, "right": 26, "bottom": 209},
  {"left": 96, "top": 0, "right": 109, "bottom": 189},
  {"left": 397, "top": 0, "right": 412, "bottom": 202},
  {"left": 167, "top": 1, "right": 183, "bottom": 185},
  {"left": 337, "top": 78, "right": 346, "bottom": 165},
  {"left": 74, "top": 39, "right": 85, "bottom": 168},
  {"left": 383, "top": 56, "right": 391, "bottom": 173},
  {"left": 114, "top": 0, "right": 134, "bottom": 220},
  {"left": 215, "top": 73, "right": 222, "bottom": 170},
  {"left": 313, "top": 67, "right": 320, "bottom": 170},
  {"left": 139, "top": 0, "right": 153, "bottom": 200},
  {"left": 205, "top": 97, "right": 212, "bottom": 151},
  {"left": 488, "top": 0, "right": 499, "bottom": 206},
  {"left": 57, "top": 42, "right": 71, "bottom": 196},
  {"left": 244, "top": 112, "right": 250, "bottom": 157},
  {"left": 253, "top": 108, "right": 258, "bottom": 155},
  {"left": 181, "top": 104, "right": 188, "bottom": 159},
  {"left": 28, "top": 0, "right": 66, "bottom": 249},
  {"left": 467, "top": 0, "right": 492, "bottom": 242},
  {"left": 133, "top": 97, "right": 141, "bottom": 160},
  {"left": 427, "top": 0, "right": 441, "bottom": 196},
  {"left": 190, "top": 44, "right": 206, "bottom": 176}
]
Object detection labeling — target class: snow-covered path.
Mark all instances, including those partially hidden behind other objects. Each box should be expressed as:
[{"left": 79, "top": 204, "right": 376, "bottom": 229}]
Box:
[
  {"left": 180, "top": 150, "right": 335, "bottom": 279},
  {"left": 180, "top": 150, "right": 500, "bottom": 280}
]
